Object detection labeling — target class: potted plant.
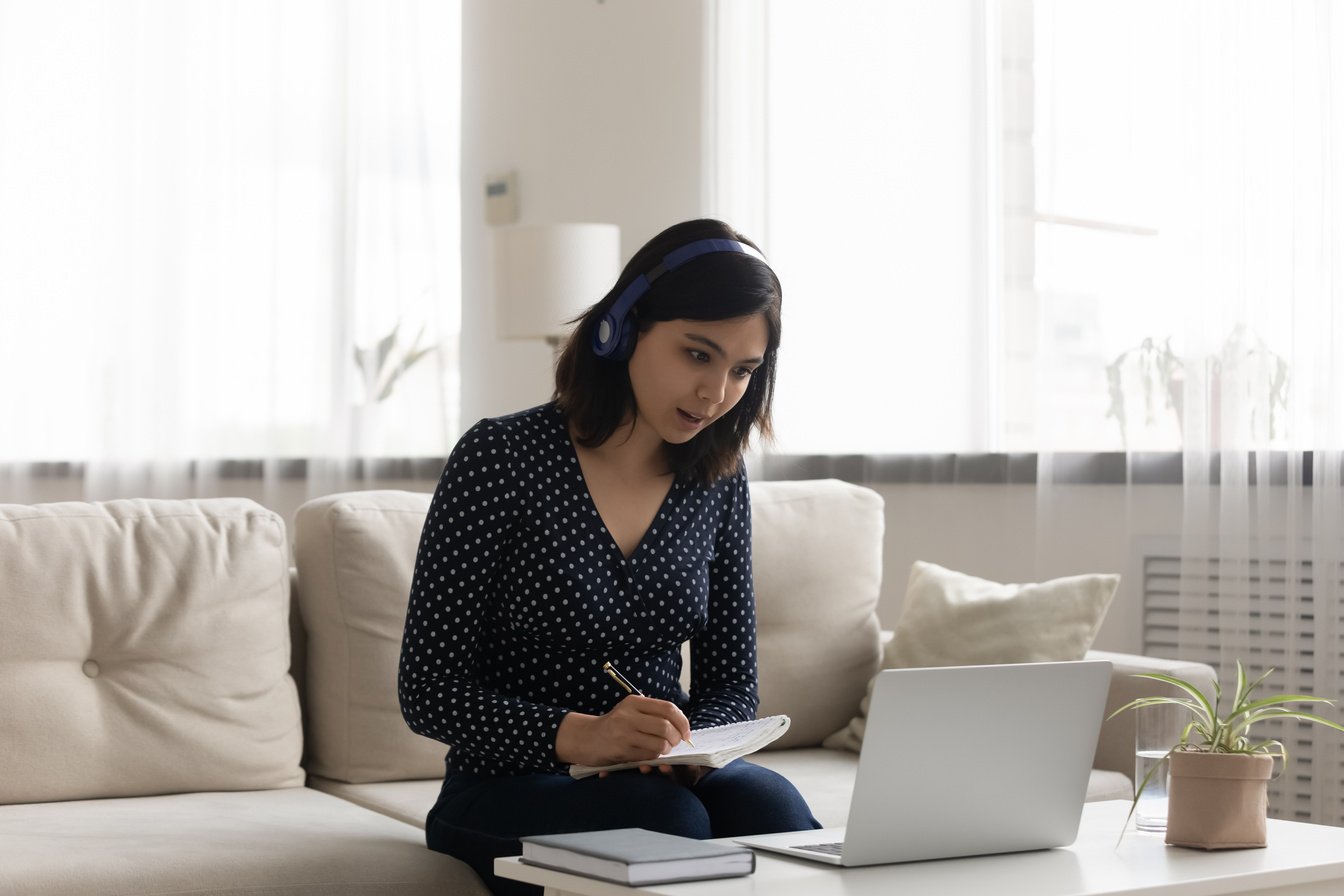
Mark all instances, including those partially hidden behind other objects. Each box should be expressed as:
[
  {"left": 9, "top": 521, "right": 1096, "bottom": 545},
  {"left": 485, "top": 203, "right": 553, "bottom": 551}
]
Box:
[{"left": 1111, "top": 661, "right": 1344, "bottom": 849}]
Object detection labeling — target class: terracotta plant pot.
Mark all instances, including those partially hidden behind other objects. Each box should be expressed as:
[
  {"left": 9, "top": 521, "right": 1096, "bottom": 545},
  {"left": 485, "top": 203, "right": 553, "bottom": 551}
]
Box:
[{"left": 1165, "top": 750, "right": 1274, "bottom": 849}]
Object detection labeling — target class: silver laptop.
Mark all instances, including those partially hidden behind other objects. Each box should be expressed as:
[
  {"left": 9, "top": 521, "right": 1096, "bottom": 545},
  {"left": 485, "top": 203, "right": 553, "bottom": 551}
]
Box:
[{"left": 735, "top": 660, "right": 1112, "bottom": 866}]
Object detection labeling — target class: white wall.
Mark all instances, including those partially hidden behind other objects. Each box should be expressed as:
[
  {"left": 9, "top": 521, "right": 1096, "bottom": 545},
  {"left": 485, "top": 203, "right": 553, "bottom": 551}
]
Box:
[{"left": 459, "top": 0, "right": 708, "bottom": 425}]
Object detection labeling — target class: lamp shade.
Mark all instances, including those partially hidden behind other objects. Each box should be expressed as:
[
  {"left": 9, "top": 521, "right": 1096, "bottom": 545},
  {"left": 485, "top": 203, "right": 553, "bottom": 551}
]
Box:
[{"left": 492, "top": 223, "right": 621, "bottom": 340}]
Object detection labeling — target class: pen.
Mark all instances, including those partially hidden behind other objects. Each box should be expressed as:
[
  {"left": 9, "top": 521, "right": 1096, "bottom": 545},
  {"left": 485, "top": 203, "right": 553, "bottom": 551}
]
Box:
[{"left": 602, "top": 661, "right": 695, "bottom": 747}]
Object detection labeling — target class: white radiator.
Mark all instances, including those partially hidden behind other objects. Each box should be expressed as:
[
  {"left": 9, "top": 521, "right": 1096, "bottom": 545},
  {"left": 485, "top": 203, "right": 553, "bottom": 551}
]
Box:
[{"left": 1140, "top": 547, "right": 1344, "bottom": 827}]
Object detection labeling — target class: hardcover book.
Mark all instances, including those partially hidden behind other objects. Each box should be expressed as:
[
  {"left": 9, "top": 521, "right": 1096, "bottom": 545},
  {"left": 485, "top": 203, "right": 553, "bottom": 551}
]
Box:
[{"left": 520, "top": 827, "right": 755, "bottom": 885}]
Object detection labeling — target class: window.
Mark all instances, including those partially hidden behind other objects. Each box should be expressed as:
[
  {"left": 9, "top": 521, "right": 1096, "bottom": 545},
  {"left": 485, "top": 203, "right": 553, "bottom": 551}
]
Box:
[
  {"left": 715, "top": 1, "right": 1341, "bottom": 455},
  {"left": 0, "top": 0, "right": 460, "bottom": 464}
]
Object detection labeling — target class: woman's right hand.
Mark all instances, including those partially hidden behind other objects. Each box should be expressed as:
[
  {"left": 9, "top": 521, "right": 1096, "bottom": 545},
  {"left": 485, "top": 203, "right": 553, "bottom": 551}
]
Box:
[{"left": 555, "top": 695, "right": 693, "bottom": 767}]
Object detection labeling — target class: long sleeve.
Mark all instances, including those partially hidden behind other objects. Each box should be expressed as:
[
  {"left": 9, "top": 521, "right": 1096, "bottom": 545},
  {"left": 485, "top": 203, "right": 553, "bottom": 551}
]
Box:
[
  {"left": 396, "top": 417, "right": 569, "bottom": 773},
  {"left": 686, "top": 468, "right": 760, "bottom": 729}
]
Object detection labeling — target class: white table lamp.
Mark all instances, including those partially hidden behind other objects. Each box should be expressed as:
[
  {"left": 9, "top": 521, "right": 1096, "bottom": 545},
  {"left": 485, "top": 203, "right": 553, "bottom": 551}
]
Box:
[{"left": 492, "top": 223, "right": 621, "bottom": 348}]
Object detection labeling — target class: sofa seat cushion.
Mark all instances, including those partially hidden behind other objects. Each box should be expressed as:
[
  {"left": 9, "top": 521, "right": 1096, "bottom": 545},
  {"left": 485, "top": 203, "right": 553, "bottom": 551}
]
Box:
[
  {"left": 308, "top": 775, "right": 442, "bottom": 830},
  {"left": 303, "top": 765, "right": 1141, "bottom": 839},
  {"left": 749, "top": 748, "right": 1136, "bottom": 830},
  {"left": 1086, "top": 769, "right": 1133, "bottom": 803},
  {"left": 0, "top": 499, "right": 303, "bottom": 804},
  {"left": 0, "top": 787, "right": 484, "bottom": 896}
]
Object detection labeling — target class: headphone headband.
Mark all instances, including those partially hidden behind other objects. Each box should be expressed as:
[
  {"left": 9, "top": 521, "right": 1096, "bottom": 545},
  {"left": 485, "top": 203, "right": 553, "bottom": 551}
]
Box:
[{"left": 591, "top": 238, "right": 768, "bottom": 360}]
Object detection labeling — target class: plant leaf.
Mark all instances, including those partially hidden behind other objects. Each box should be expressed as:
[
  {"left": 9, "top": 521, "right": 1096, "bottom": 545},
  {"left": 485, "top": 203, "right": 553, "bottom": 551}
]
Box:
[
  {"left": 375, "top": 326, "right": 399, "bottom": 377},
  {"left": 1130, "top": 672, "right": 1217, "bottom": 727},
  {"left": 1229, "top": 663, "right": 1275, "bottom": 716},
  {"left": 1239, "top": 693, "right": 1337, "bottom": 712},
  {"left": 1108, "top": 695, "right": 1203, "bottom": 721},
  {"left": 402, "top": 345, "right": 435, "bottom": 370},
  {"left": 1238, "top": 707, "right": 1344, "bottom": 736}
]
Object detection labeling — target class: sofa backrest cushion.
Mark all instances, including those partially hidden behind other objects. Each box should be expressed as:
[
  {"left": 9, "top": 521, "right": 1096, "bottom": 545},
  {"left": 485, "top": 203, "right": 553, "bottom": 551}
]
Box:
[
  {"left": 293, "top": 479, "right": 885, "bottom": 780},
  {"left": 748, "top": 479, "right": 884, "bottom": 748},
  {"left": 0, "top": 499, "right": 303, "bottom": 804},
  {"left": 293, "top": 490, "right": 444, "bottom": 783}
]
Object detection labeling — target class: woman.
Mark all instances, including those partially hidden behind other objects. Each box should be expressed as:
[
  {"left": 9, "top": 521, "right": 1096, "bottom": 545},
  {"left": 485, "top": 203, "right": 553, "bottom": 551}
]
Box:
[{"left": 397, "top": 219, "right": 820, "bottom": 895}]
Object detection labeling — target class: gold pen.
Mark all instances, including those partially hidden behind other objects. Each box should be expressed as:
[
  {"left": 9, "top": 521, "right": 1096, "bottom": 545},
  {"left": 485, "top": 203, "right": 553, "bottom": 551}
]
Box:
[{"left": 602, "top": 661, "right": 695, "bottom": 747}]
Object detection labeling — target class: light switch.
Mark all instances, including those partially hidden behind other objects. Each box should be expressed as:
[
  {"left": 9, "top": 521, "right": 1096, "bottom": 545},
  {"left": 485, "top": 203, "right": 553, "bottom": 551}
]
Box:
[{"left": 485, "top": 171, "right": 518, "bottom": 225}]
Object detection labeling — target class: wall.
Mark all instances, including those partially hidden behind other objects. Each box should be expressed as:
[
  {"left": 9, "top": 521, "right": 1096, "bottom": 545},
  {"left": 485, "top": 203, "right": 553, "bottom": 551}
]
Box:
[{"left": 459, "top": 0, "right": 708, "bottom": 425}]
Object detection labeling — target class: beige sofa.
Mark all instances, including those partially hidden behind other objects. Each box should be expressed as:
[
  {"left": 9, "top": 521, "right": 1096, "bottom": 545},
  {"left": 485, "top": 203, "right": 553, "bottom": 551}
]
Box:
[{"left": 0, "top": 480, "right": 1215, "bottom": 895}]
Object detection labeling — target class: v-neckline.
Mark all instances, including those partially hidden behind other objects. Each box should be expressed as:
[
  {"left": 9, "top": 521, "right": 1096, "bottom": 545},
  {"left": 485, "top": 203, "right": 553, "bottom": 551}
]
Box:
[{"left": 561, "top": 416, "right": 676, "bottom": 562}]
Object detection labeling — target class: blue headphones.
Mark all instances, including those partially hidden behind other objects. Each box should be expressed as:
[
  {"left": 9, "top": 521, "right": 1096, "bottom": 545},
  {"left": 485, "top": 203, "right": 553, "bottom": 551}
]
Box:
[{"left": 591, "top": 238, "right": 769, "bottom": 361}]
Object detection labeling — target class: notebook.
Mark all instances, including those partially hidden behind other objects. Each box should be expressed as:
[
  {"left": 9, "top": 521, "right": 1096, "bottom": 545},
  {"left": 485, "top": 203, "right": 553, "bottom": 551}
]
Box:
[
  {"left": 734, "top": 660, "right": 1112, "bottom": 866},
  {"left": 569, "top": 714, "right": 791, "bottom": 779}
]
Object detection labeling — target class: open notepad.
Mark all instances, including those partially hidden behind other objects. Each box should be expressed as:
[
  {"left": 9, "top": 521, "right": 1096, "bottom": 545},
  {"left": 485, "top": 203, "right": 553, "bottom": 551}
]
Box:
[{"left": 568, "top": 714, "right": 791, "bottom": 779}]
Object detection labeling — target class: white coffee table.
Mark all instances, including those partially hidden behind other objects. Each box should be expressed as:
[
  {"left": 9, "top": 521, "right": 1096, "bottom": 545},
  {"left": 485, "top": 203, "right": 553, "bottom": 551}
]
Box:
[{"left": 495, "top": 801, "right": 1344, "bottom": 896}]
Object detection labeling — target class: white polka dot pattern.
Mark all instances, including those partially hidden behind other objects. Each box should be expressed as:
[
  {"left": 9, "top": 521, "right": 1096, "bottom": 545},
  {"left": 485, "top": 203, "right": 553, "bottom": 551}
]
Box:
[{"left": 397, "top": 402, "right": 759, "bottom": 775}]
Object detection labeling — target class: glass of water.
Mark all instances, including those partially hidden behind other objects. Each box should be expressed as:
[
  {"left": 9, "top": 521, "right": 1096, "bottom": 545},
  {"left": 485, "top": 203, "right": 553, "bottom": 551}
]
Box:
[{"left": 1134, "top": 703, "right": 1183, "bottom": 832}]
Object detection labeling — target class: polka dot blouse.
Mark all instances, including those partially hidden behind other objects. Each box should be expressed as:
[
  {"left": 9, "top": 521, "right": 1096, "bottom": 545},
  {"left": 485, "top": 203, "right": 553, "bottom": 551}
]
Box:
[{"left": 397, "top": 402, "right": 760, "bottom": 776}]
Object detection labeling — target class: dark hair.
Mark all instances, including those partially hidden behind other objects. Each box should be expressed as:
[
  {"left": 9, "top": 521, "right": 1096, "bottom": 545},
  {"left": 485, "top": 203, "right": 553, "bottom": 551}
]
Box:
[{"left": 554, "top": 218, "right": 782, "bottom": 486}]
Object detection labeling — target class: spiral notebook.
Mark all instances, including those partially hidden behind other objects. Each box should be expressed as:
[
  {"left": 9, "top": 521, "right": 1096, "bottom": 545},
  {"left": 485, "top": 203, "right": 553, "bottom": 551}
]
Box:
[{"left": 568, "top": 714, "right": 791, "bottom": 779}]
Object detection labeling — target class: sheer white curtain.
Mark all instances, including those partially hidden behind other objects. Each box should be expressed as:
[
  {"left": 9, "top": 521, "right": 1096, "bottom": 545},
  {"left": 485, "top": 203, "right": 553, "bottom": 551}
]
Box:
[
  {"left": 716, "top": 0, "right": 1344, "bottom": 825},
  {"left": 0, "top": 0, "right": 460, "bottom": 506},
  {"left": 709, "top": 0, "right": 994, "bottom": 455},
  {"left": 1033, "top": 0, "right": 1344, "bottom": 824}
]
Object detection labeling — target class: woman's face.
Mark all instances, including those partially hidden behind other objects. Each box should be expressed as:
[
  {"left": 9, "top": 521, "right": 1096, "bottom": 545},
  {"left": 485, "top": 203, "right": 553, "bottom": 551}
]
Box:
[{"left": 625, "top": 314, "right": 769, "bottom": 445}]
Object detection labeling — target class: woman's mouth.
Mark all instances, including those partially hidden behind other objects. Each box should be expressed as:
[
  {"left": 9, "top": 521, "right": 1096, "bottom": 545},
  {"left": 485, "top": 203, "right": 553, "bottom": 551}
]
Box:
[{"left": 676, "top": 409, "right": 707, "bottom": 428}]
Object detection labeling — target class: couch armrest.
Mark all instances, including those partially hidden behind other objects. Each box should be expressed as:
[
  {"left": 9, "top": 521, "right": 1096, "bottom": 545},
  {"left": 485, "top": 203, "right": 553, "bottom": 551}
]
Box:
[{"left": 1086, "top": 649, "right": 1218, "bottom": 781}]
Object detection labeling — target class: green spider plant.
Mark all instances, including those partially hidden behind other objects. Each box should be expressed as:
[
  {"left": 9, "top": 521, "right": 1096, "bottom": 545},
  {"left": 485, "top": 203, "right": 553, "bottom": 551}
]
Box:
[{"left": 1109, "top": 660, "right": 1344, "bottom": 842}]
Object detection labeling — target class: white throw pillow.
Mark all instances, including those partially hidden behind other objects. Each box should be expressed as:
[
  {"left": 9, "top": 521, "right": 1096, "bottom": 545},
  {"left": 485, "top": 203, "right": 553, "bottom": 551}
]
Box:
[{"left": 823, "top": 560, "right": 1118, "bottom": 753}]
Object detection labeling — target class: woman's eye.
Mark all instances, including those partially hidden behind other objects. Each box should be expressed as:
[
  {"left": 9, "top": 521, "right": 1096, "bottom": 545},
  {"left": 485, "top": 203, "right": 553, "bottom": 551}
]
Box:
[
  {"left": 733, "top": 367, "right": 756, "bottom": 379},
  {"left": 688, "top": 350, "right": 710, "bottom": 363}
]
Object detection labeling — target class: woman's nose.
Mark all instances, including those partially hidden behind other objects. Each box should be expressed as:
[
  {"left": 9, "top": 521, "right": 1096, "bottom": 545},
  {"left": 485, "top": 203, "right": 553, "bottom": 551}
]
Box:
[{"left": 698, "top": 371, "right": 727, "bottom": 404}]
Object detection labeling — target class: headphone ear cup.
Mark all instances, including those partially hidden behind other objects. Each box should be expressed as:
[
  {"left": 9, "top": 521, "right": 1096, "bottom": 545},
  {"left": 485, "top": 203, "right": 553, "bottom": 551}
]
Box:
[
  {"left": 592, "top": 309, "right": 638, "bottom": 360},
  {"left": 592, "top": 312, "right": 622, "bottom": 358}
]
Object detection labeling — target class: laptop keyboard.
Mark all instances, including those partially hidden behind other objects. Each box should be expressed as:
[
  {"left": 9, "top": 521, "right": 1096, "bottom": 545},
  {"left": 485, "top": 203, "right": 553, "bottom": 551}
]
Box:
[{"left": 795, "top": 841, "right": 845, "bottom": 856}]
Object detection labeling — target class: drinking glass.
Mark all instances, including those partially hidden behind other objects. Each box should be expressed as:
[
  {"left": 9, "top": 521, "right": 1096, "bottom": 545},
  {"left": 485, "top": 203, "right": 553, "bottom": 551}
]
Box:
[{"left": 1134, "top": 703, "right": 1183, "bottom": 832}]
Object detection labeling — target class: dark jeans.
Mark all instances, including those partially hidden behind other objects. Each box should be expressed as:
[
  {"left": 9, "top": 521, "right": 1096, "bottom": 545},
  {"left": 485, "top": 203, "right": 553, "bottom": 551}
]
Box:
[{"left": 425, "top": 760, "right": 821, "bottom": 896}]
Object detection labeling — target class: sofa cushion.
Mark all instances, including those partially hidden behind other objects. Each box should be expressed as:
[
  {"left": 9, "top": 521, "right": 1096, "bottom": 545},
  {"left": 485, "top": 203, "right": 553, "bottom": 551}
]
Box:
[
  {"left": 308, "top": 774, "right": 443, "bottom": 829},
  {"left": 0, "top": 787, "right": 481, "bottom": 896},
  {"left": 749, "top": 748, "right": 1133, "bottom": 830},
  {"left": 749, "top": 480, "right": 884, "bottom": 749},
  {"left": 824, "top": 561, "right": 1117, "bottom": 752},
  {"left": 888, "top": 561, "right": 1118, "bottom": 669},
  {"left": 0, "top": 499, "right": 303, "bottom": 804},
  {"left": 294, "top": 490, "right": 445, "bottom": 783}
]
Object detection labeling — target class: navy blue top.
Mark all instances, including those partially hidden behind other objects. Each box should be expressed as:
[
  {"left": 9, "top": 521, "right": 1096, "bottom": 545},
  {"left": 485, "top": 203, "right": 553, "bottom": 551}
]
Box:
[{"left": 397, "top": 403, "right": 759, "bottom": 776}]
